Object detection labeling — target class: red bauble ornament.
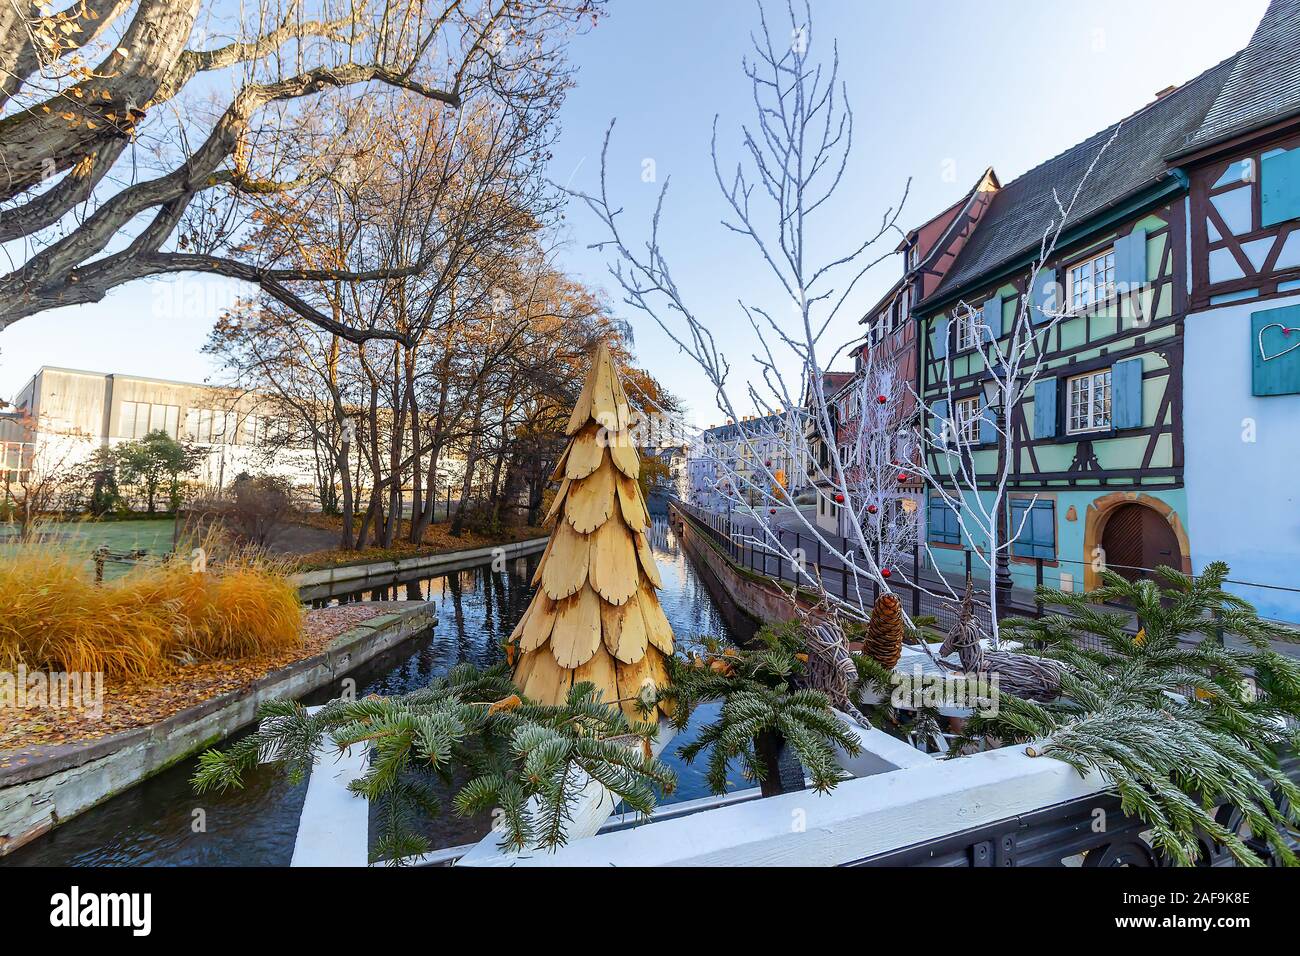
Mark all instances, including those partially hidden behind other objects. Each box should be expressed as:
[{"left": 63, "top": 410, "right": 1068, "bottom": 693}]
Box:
[
  {"left": 876, "top": 395, "right": 887, "bottom": 404},
  {"left": 765, "top": 459, "right": 771, "bottom": 466},
  {"left": 897, "top": 472, "right": 908, "bottom": 482},
  {"left": 834, "top": 493, "right": 845, "bottom": 503},
  {"left": 769, "top": 508, "right": 776, "bottom": 515},
  {"left": 881, "top": 568, "right": 892, "bottom": 579},
  {"left": 867, "top": 504, "right": 878, "bottom": 514}
]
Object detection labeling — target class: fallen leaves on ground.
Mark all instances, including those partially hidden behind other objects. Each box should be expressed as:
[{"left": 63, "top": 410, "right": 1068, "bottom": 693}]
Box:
[
  {"left": 293, "top": 520, "right": 546, "bottom": 571},
  {"left": 0, "top": 603, "right": 402, "bottom": 756}
]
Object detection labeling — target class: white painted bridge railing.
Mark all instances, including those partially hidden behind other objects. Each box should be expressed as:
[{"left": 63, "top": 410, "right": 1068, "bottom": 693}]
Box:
[
  {"left": 478, "top": 734, "right": 1104, "bottom": 867},
  {"left": 285, "top": 697, "right": 1110, "bottom": 867}
]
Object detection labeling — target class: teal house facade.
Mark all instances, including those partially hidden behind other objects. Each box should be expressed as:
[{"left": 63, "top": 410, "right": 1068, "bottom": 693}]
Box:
[{"left": 912, "top": 0, "right": 1300, "bottom": 620}]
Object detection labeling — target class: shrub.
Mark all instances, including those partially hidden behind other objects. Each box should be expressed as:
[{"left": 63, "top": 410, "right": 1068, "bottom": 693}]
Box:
[
  {"left": 193, "top": 474, "right": 296, "bottom": 548},
  {"left": 0, "top": 536, "right": 302, "bottom": 679}
]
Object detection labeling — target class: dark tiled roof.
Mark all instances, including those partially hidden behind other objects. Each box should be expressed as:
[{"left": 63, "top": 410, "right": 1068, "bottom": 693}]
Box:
[
  {"left": 925, "top": 56, "right": 1237, "bottom": 308},
  {"left": 821, "top": 371, "right": 854, "bottom": 393},
  {"left": 1179, "top": 0, "right": 1300, "bottom": 155}
]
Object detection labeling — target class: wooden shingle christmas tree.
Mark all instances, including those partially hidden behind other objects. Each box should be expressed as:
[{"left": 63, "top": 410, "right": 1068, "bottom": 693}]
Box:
[{"left": 509, "top": 343, "right": 674, "bottom": 721}]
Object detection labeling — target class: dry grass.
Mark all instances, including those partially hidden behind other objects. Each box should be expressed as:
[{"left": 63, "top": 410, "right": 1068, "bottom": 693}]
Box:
[
  {"left": 0, "top": 603, "right": 400, "bottom": 754},
  {"left": 0, "top": 532, "right": 302, "bottom": 680}
]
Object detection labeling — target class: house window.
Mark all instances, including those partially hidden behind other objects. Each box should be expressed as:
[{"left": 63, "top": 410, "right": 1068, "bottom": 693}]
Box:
[
  {"left": 1066, "top": 368, "right": 1111, "bottom": 434},
  {"left": 1010, "top": 498, "right": 1056, "bottom": 559},
  {"left": 954, "top": 306, "right": 983, "bottom": 351},
  {"left": 954, "top": 396, "right": 981, "bottom": 445},
  {"left": 186, "top": 408, "right": 237, "bottom": 444},
  {"left": 927, "top": 493, "right": 961, "bottom": 545},
  {"left": 1067, "top": 247, "right": 1116, "bottom": 311},
  {"left": 119, "top": 401, "right": 178, "bottom": 439},
  {"left": 1, "top": 442, "right": 31, "bottom": 479},
  {"left": 154, "top": 403, "right": 179, "bottom": 438},
  {"left": 119, "top": 401, "right": 142, "bottom": 439}
]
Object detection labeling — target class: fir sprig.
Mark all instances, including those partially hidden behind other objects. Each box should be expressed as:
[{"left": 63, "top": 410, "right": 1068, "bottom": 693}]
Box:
[
  {"left": 958, "top": 562, "right": 1300, "bottom": 866},
  {"left": 193, "top": 663, "right": 677, "bottom": 863},
  {"left": 663, "top": 623, "right": 863, "bottom": 794}
]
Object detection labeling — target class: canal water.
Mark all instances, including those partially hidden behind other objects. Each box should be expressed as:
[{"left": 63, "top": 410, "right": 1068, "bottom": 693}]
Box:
[{"left": 3, "top": 519, "right": 756, "bottom": 866}]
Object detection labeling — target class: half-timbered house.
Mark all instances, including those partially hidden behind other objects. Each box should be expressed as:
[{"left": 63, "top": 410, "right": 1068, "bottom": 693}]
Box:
[
  {"left": 814, "top": 171, "right": 1000, "bottom": 539},
  {"left": 913, "top": 0, "right": 1300, "bottom": 620},
  {"left": 1172, "top": 0, "right": 1300, "bottom": 621}
]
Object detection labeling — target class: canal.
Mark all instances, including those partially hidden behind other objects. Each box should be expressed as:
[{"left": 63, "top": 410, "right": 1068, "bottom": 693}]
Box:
[{"left": 3, "top": 519, "right": 756, "bottom": 866}]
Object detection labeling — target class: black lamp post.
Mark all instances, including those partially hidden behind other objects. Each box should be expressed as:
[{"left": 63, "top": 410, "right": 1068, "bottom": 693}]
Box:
[{"left": 980, "top": 376, "right": 1015, "bottom": 608}]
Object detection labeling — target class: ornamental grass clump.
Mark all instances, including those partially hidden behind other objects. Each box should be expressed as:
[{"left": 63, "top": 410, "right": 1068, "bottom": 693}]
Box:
[
  {"left": 0, "top": 540, "right": 174, "bottom": 678},
  {"left": 0, "top": 535, "right": 302, "bottom": 679}
]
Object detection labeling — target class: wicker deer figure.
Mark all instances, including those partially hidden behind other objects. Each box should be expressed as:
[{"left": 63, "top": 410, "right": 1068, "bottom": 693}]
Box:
[
  {"left": 784, "top": 595, "right": 866, "bottom": 722},
  {"left": 938, "top": 578, "right": 1063, "bottom": 703}
]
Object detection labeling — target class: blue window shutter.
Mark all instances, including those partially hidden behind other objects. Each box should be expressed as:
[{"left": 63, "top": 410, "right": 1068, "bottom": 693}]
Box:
[
  {"left": 1114, "top": 227, "right": 1148, "bottom": 290},
  {"left": 982, "top": 295, "right": 1002, "bottom": 342},
  {"left": 1031, "top": 269, "right": 1058, "bottom": 324},
  {"left": 930, "top": 399, "right": 949, "bottom": 445},
  {"left": 1033, "top": 377, "right": 1058, "bottom": 439},
  {"left": 1262, "top": 147, "right": 1300, "bottom": 228},
  {"left": 1112, "top": 357, "right": 1144, "bottom": 429},
  {"left": 979, "top": 396, "right": 997, "bottom": 445},
  {"left": 1011, "top": 499, "right": 1056, "bottom": 558},
  {"left": 931, "top": 317, "right": 949, "bottom": 359},
  {"left": 1033, "top": 503, "right": 1056, "bottom": 557}
]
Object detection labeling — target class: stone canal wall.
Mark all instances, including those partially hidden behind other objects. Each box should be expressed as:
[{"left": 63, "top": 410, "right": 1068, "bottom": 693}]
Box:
[
  {"left": 292, "top": 536, "right": 548, "bottom": 602},
  {"left": 671, "top": 505, "right": 801, "bottom": 626},
  {"left": 0, "top": 603, "right": 434, "bottom": 856}
]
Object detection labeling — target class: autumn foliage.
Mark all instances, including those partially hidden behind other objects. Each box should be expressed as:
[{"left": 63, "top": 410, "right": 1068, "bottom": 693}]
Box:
[{"left": 0, "top": 539, "right": 302, "bottom": 680}]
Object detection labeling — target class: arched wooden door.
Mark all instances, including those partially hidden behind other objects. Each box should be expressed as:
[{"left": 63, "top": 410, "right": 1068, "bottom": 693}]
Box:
[{"left": 1101, "top": 503, "right": 1180, "bottom": 582}]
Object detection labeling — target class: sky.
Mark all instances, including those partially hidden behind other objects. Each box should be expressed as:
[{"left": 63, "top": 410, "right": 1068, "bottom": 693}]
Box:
[{"left": 0, "top": 0, "right": 1270, "bottom": 427}]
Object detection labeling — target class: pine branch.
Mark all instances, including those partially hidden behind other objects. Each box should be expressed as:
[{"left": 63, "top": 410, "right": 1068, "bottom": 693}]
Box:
[{"left": 192, "top": 663, "right": 677, "bottom": 859}]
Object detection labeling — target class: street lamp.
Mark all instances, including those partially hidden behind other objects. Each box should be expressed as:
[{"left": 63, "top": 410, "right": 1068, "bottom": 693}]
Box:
[{"left": 980, "top": 374, "right": 1015, "bottom": 606}]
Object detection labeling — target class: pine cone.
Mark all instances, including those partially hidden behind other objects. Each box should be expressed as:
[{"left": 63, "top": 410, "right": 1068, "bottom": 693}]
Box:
[{"left": 864, "top": 594, "right": 904, "bottom": 670}]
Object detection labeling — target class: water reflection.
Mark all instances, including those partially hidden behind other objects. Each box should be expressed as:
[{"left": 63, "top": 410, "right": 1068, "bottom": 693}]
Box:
[{"left": 3, "top": 519, "right": 755, "bottom": 866}]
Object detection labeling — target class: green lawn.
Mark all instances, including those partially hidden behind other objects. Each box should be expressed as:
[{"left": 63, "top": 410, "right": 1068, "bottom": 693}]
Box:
[{"left": 1, "top": 519, "right": 178, "bottom": 578}]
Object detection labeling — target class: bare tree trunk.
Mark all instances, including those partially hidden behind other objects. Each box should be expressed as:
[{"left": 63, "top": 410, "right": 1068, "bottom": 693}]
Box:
[
  {"left": 450, "top": 394, "right": 484, "bottom": 537},
  {"left": 383, "top": 346, "right": 407, "bottom": 549},
  {"left": 405, "top": 343, "right": 422, "bottom": 544}
]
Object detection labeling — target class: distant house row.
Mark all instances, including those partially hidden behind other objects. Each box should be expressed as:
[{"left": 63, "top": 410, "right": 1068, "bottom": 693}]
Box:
[{"left": 692, "top": 0, "right": 1300, "bottom": 622}]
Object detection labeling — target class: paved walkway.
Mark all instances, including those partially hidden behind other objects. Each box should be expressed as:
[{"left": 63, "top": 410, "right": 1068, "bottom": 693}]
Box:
[{"left": 682, "top": 504, "right": 1300, "bottom": 659}]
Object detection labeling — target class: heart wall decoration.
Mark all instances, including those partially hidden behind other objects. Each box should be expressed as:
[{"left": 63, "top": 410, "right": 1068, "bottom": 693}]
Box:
[
  {"left": 1257, "top": 322, "right": 1300, "bottom": 363},
  {"left": 1251, "top": 305, "right": 1300, "bottom": 397}
]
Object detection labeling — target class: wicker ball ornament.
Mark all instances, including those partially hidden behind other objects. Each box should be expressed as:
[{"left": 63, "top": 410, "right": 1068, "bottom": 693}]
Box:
[{"left": 863, "top": 593, "right": 904, "bottom": 670}]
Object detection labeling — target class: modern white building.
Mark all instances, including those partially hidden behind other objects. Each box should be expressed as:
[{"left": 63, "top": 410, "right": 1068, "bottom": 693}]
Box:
[{"left": 0, "top": 366, "right": 318, "bottom": 501}]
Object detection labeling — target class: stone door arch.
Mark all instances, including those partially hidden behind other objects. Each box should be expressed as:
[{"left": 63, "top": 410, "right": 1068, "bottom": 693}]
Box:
[{"left": 1083, "top": 492, "right": 1192, "bottom": 591}]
